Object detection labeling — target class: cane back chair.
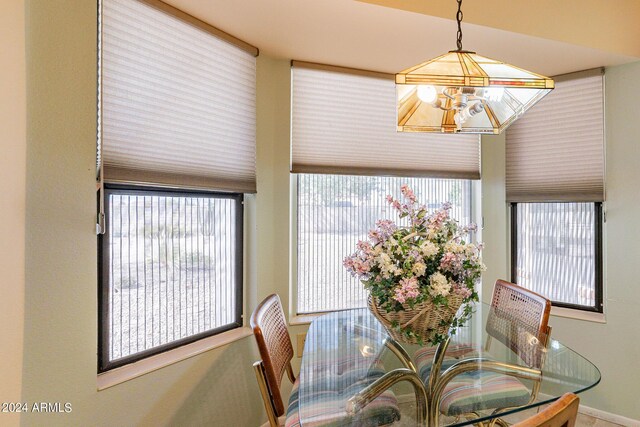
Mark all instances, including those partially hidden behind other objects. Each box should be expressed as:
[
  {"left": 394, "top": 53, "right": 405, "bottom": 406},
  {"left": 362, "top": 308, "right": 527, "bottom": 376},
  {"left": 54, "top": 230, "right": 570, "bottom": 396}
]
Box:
[
  {"left": 251, "top": 294, "right": 297, "bottom": 426},
  {"left": 251, "top": 294, "right": 400, "bottom": 427},
  {"left": 436, "top": 280, "right": 552, "bottom": 425}
]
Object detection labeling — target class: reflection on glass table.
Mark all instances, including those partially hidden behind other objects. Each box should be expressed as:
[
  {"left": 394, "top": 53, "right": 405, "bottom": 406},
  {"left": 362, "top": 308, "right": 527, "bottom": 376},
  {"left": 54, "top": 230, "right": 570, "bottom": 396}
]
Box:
[{"left": 297, "top": 306, "right": 600, "bottom": 427}]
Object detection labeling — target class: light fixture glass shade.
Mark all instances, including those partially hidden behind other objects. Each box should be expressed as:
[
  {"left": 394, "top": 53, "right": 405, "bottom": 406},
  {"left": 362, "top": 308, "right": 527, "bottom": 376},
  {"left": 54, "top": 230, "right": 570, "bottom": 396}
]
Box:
[{"left": 396, "top": 51, "right": 554, "bottom": 134}]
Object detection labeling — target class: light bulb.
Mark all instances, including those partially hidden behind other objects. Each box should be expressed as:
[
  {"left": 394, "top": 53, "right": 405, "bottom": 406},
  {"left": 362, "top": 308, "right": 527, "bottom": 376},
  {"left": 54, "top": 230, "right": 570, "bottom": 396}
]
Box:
[
  {"left": 416, "top": 85, "right": 437, "bottom": 103},
  {"left": 484, "top": 87, "right": 504, "bottom": 102},
  {"left": 454, "top": 102, "right": 485, "bottom": 129}
]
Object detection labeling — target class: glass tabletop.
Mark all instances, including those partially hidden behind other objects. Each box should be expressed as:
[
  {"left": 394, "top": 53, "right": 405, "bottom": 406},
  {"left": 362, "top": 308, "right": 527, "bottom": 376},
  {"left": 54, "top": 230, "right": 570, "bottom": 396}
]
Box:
[{"left": 297, "top": 305, "right": 600, "bottom": 426}]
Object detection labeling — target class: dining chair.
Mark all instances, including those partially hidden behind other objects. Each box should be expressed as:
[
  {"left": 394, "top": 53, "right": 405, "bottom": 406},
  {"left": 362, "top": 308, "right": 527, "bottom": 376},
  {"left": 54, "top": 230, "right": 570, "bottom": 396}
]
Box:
[
  {"left": 436, "top": 279, "right": 552, "bottom": 426},
  {"left": 251, "top": 294, "right": 400, "bottom": 427},
  {"left": 251, "top": 294, "right": 298, "bottom": 426},
  {"left": 512, "top": 393, "right": 580, "bottom": 427}
]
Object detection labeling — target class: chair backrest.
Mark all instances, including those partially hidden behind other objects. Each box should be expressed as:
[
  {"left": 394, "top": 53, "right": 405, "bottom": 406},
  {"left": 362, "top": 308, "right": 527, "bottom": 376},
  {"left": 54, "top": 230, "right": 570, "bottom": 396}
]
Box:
[
  {"left": 251, "top": 294, "right": 294, "bottom": 416},
  {"left": 486, "top": 279, "right": 552, "bottom": 368},
  {"left": 513, "top": 393, "right": 580, "bottom": 427}
]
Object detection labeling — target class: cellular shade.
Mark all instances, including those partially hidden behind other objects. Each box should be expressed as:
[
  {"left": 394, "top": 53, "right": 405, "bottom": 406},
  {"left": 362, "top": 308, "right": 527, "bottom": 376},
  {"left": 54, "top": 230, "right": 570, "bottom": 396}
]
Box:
[
  {"left": 291, "top": 62, "right": 480, "bottom": 180},
  {"left": 99, "top": 0, "right": 257, "bottom": 193},
  {"left": 506, "top": 69, "right": 604, "bottom": 202}
]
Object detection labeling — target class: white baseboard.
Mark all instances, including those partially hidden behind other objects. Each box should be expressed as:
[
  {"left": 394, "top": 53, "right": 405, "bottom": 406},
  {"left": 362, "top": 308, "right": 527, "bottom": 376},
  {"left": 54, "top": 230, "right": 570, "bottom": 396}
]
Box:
[
  {"left": 537, "top": 392, "right": 640, "bottom": 426},
  {"left": 577, "top": 403, "right": 640, "bottom": 427}
]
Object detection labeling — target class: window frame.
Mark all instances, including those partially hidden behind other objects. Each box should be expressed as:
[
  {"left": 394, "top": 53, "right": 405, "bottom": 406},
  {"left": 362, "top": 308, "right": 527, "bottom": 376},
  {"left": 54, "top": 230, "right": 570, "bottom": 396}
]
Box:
[
  {"left": 510, "top": 202, "right": 603, "bottom": 313},
  {"left": 98, "top": 184, "right": 244, "bottom": 372}
]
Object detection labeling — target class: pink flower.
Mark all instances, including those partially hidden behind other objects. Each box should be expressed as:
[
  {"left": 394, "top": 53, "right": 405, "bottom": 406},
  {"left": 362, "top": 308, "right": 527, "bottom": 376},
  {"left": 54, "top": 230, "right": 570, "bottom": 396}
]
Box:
[
  {"left": 394, "top": 290, "right": 406, "bottom": 304},
  {"left": 354, "top": 259, "right": 371, "bottom": 275},
  {"left": 357, "top": 240, "right": 372, "bottom": 253},
  {"left": 376, "top": 219, "right": 397, "bottom": 238},
  {"left": 343, "top": 256, "right": 355, "bottom": 271},
  {"left": 343, "top": 255, "right": 372, "bottom": 279},
  {"left": 393, "top": 277, "right": 420, "bottom": 303},
  {"left": 368, "top": 229, "right": 383, "bottom": 244},
  {"left": 453, "top": 283, "right": 473, "bottom": 299},
  {"left": 401, "top": 184, "right": 417, "bottom": 203},
  {"left": 440, "top": 252, "right": 462, "bottom": 273}
]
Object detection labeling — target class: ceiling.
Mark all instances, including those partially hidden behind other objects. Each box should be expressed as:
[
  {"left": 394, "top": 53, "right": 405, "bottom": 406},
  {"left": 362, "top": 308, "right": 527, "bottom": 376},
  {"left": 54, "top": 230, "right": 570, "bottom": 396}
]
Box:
[{"left": 164, "top": 0, "right": 639, "bottom": 76}]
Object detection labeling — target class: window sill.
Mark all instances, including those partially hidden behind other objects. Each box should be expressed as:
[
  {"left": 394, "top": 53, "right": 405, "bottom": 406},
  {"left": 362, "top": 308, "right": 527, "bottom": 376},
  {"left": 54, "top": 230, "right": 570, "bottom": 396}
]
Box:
[
  {"left": 550, "top": 306, "right": 606, "bottom": 323},
  {"left": 97, "top": 326, "right": 253, "bottom": 390},
  {"left": 289, "top": 313, "right": 320, "bottom": 326}
]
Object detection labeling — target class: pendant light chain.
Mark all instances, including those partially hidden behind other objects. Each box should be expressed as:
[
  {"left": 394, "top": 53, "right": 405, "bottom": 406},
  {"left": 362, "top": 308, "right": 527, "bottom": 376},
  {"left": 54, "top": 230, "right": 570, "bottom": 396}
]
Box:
[{"left": 456, "top": 0, "right": 463, "bottom": 51}]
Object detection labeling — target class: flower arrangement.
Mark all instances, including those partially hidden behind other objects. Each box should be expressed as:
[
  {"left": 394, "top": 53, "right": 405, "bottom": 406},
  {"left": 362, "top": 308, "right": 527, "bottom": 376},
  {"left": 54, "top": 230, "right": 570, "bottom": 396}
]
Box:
[{"left": 343, "top": 185, "right": 485, "bottom": 344}]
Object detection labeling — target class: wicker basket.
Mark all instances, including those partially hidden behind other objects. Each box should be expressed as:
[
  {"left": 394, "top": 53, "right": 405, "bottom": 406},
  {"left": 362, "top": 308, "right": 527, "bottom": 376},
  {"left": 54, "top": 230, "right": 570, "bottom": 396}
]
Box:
[{"left": 368, "top": 294, "right": 465, "bottom": 345}]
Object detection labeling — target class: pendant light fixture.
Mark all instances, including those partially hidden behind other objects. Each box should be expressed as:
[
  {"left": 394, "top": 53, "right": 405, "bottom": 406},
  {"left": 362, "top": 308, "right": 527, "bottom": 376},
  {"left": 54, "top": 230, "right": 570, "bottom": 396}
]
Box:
[{"left": 396, "top": 0, "right": 554, "bottom": 134}]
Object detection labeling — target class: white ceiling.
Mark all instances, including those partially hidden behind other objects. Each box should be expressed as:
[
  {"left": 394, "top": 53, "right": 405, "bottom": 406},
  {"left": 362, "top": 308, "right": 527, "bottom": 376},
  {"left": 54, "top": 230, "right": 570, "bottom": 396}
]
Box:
[{"left": 165, "top": 0, "right": 638, "bottom": 76}]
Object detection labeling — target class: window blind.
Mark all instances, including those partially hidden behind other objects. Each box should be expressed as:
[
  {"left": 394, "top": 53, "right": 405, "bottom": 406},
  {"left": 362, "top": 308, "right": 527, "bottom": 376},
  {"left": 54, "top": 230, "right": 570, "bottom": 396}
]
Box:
[
  {"left": 291, "top": 62, "right": 481, "bottom": 180},
  {"left": 505, "top": 68, "right": 605, "bottom": 202},
  {"left": 99, "top": 0, "right": 257, "bottom": 193}
]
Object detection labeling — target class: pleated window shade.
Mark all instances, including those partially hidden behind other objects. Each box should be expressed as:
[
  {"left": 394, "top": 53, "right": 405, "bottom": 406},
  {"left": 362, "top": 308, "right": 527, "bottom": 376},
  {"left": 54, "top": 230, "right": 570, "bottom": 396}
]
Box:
[
  {"left": 291, "top": 62, "right": 480, "bottom": 179},
  {"left": 506, "top": 69, "right": 605, "bottom": 202},
  {"left": 100, "top": 0, "right": 257, "bottom": 193}
]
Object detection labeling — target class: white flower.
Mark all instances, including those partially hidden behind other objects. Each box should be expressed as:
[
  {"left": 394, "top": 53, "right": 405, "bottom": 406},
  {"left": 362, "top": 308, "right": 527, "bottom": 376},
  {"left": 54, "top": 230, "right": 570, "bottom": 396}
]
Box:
[
  {"left": 385, "top": 237, "right": 398, "bottom": 250},
  {"left": 445, "top": 241, "right": 465, "bottom": 253},
  {"left": 426, "top": 226, "right": 439, "bottom": 239},
  {"left": 377, "top": 253, "right": 392, "bottom": 278},
  {"left": 429, "top": 272, "right": 451, "bottom": 297},
  {"left": 412, "top": 262, "right": 427, "bottom": 277},
  {"left": 464, "top": 243, "right": 478, "bottom": 256},
  {"left": 377, "top": 252, "right": 391, "bottom": 265},
  {"left": 420, "top": 241, "right": 439, "bottom": 258}
]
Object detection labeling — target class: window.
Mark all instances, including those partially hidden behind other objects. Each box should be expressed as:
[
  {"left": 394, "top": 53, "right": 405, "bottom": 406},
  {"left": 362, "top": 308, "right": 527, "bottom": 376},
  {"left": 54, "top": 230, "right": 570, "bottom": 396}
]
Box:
[
  {"left": 511, "top": 203, "right": 602, "bottom": 311},
  {"left": 506, "top": 69, "right": 604, "bottom": 312},
  {"left": 97, "top": 0, "right": 256, "bottom": 371},
  {"left": 297, "top": 175, "right": 473, "bottom": 314},
  {"left": 100, "top": 187, "right": 243, "bottom": 369},
  {"left": 290, "top": 61, "right": 480, "bottom": 315}
]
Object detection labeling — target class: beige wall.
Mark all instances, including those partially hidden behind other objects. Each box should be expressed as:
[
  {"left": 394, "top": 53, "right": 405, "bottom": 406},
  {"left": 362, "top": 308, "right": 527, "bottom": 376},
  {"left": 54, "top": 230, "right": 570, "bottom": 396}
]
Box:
[
  {"left": 0, "top": 1, "right": 27, "bottom": 426},
  {"left": 21, "top": 2, "right": 293, "bottom": 426},
  {"left": 480, "top": 60, "right": 640, "bottom": 420},
  {"left": 479, "top": 133, "right": 509, "bottom": 299}
]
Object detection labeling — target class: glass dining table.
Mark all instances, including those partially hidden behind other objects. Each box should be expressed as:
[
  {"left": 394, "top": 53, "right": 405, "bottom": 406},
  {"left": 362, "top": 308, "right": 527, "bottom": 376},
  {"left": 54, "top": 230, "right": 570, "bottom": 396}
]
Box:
[{"left": 296, "top": 304, "right": 600, "bottom": 426}]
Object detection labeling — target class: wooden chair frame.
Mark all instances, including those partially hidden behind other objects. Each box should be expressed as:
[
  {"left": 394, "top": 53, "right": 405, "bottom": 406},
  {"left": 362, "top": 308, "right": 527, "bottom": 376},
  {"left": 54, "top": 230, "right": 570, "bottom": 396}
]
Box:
[
  {"left": 251, "top": 294, "right": 297, "bottom": 427},
  {"left": 513, "top": 393, "right": 580, "bottom": 427}
]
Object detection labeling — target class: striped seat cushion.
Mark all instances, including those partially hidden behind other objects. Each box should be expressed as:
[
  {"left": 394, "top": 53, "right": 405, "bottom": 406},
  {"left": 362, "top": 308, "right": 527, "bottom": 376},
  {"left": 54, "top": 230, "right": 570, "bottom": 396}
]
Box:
[
  {"left": 285, "top": 365, "right": 401, "bottom": 427},
  {"left": 414, "top": 343, "right": 477, "bottom": 382},
  {"left": 439, "top": 371, "right": 531, "bottom": 416}
]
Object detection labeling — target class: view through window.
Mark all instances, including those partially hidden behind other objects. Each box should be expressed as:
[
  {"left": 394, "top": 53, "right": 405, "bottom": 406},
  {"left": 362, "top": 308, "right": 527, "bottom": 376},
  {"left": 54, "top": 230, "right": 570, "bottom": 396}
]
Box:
[
  {"left": 100, "top": 188, "right": 242, "bottom": 369},
  {"left": 512, "top": 202, "right": 602, "bottom": 311},
  {"left": 297, "top": 174, "right": 473, "bottom": 314}
]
